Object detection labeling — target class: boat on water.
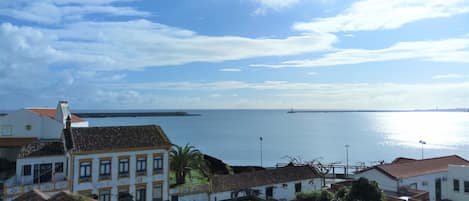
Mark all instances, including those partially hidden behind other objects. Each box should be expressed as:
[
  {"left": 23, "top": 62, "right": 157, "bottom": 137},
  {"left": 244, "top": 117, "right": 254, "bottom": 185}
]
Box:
[{"left": 287, "top": 108, "right": 296, "bottom": 113}]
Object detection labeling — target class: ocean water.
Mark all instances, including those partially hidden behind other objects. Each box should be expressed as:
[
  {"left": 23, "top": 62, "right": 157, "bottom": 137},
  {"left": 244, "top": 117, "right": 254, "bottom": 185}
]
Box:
[{"left": 85, "top": 110, "right": 469, "bottom": 167}]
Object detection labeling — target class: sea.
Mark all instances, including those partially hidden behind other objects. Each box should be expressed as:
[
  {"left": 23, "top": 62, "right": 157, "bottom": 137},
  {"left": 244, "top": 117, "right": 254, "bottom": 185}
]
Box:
[{"left": 83, "top": 110, "right": 469, "bottom": 167}]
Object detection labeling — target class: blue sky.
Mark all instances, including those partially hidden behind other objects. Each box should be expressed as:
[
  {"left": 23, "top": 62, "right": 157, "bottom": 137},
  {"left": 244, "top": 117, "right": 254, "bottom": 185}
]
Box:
[{"left": 1, "top": 0, "right": 469, "bottom": 109}]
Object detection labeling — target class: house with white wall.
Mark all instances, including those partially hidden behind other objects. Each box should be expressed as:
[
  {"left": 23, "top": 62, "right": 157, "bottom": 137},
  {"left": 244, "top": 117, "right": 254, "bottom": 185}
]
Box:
[
  {"left": 3, "top": 124, "right": 172, "bottom": 201},
  {"left": 0, "top": 101, "right": 88, "bottom": 161},
  {"left": 354, "top": 155, "right": 469, "bottom": 201},
  {"left": 446, "top": 164, "right": 469, "bottom": 201},
  {"left": 170, "top": 165, "right": 323, "bottom": 201}
]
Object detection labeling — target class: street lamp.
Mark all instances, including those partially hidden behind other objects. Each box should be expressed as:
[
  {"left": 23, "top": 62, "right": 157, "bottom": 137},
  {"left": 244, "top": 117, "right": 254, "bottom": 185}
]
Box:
[
  {"left": 345, "top": 144, "right": 350, "bottom": 177},
  {"left": 260, "top": 136, "right": 263, "bottom": 167},
  {"left": 419, "top": 140, "right": 426, "bottom": 159}
]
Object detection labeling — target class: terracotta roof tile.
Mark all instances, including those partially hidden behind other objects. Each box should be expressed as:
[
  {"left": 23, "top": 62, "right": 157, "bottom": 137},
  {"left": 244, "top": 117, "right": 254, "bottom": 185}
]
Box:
[
  {"left": 209, "top": 165, "right": 321, "bottom": 193},
  {"left": 27, "top": 108, "right": 85, "bottom": 123},
  {"left": 374, "top": 155, "right": 469, "bottom": 179},
  {"left": 18, "top": 141, "right": 64, "bottom": 159},
  {"left": 64, "top": 125, "right": 172, "bottom": 153}
]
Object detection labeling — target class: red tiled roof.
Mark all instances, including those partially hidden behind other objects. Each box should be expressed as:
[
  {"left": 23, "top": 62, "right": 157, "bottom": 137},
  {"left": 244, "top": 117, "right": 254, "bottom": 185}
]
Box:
[
  {"left": 209, "top": 165, "right": 322, "bottom": 193},
  {"left": 0, "top": 137, "right": 38, "bottom": 147},
  {"left": 373, "top": 155, "right": 469, "bottom": 180},
  {"left": 27, "top": 108, "right": 85, "bottom": 123}
]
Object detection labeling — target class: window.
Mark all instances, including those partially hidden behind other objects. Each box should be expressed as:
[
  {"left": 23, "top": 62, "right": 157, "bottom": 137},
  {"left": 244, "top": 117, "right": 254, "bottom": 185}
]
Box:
[
  {"left": 153, "top": 155, "right": 163, "bottom": 174},
  {"left": 454, "top": 179, "right": 460, "bottom": 192},
  {"left": 100, "top": 160, "right": 111, "bottom": 180},
  {"left": 295, "top": 182, "right": 302, "bottom": 193},
  {"left": 137, "top": 156, "right": 147, "bottom": 175},
  {"left": 119, "top": 157, "right": 129, "bottom": 177},
  {"left": 153, "top": 183, "right": 162, "bottom": 201},
  {"left": 464, "top": 181, "right": 469, "bottom": 193},
  {"left": 79, "top": 161, "right": 92, "bottom": 182},
  {"left": 136, "top": 186, "right": 146, "bottom": 201},
  {"left": 55, "top": 162, "right": 63, "bottom": 173},
  {"left": 23, "top": 165, "right": 31, "bottom": 176},
  {"left": 118, "top": 186, "right": 130, "bottom": 201},
  {"left": 99, "top": 189, "right": 111, "bottom": 201},
  {"left": 0, "top": 125, "right": 12, "bottom": 136}
]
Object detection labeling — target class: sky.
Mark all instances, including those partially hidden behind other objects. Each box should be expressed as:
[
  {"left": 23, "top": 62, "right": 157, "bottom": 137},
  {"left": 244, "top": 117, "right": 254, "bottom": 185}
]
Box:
[{"left": 1, "top": 0, "right": 469, "bottom": 109}]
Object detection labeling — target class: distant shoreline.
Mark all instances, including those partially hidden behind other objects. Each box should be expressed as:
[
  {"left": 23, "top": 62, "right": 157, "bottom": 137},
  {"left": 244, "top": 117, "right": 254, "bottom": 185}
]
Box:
[
  {"left": 287, "top": 108, "right": 469, "bottom": 113},
  {"left": 74, "top": 111, "right": 201, "bottom": 118}
]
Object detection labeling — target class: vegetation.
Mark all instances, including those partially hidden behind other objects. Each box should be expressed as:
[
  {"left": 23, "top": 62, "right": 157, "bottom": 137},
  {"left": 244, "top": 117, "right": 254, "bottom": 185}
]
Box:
[
  {"left": 296, "top": 190, "right": 334, "bottom": 201},
  {"left": 345, "top": 177, "right": 384, "bottom": 201},
  {"left": 295, "top": 178, "right": 384, "bottom": 201},
  {"left": 170, "top": 144, "right": 209, "bottom": 185}
]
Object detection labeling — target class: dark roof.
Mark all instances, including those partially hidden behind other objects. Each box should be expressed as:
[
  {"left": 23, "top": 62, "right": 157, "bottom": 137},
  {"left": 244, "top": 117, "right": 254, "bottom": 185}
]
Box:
[
  {"left": 18, "top": 141, "right": 64, "bottom": 159},
  {"left": 210, "top": 165, "right": 321, "bottom": 193},
  {"left": 360, "top": 155, "right": 469, "bottom": 180},
  {"left": 64, "top": 125, "right": 172, "bottom": 153},
  {"left": 13, "top": 189, "right": 50, "bottom": 201},
  {"left": 391, "top": 157, "right": 417, "bottom": 164},
  {"left": 0, "top": 137, "right": 38, "bottom": 147}
]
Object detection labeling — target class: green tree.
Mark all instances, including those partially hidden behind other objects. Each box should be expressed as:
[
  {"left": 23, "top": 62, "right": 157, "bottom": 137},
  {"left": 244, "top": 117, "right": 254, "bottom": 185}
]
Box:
[
  {"left": 170, "top": 144, "right": 209, "bottom": 185},
  {"left": 334, "top": 187, "right": 349, "bottom": 201},
  {"left": 345, "top": 177, "right": 384, "bottom": 201},
  {"left": 296, "top": 190, "right": 333, "bottom": 201}
]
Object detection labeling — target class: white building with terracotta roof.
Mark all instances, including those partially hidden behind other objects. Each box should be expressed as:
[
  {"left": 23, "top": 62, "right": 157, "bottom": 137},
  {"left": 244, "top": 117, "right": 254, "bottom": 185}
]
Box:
[
  {"left": 3, "top": 124, "right": 172, "bottom": 201},
  {"left": 0, "top": 101, "right": 88, "bottom": 161},
  {"left": 354, "top": 155, "right": 469, "bottom": 201}
]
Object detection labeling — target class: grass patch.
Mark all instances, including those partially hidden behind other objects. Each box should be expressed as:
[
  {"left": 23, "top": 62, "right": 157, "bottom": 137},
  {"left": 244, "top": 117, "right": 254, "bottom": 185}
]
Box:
[{"left": 169, "top": 169, "right": 209, "bottom": 188}]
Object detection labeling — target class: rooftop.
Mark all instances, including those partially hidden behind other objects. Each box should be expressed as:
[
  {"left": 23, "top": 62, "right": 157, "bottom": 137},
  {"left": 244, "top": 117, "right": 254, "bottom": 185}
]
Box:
[
  {"left": 363, "top": 155, "right": 469, "bottom": 180},
  {"left": 13, "top": 189, "right": 97, "bottom": 201},
  {"left": 64, "top": 125, "right": 172, "bottom": 153},
  {"left": 18, "top": 141, "right": 64, "bottom": 159},
  {"left": 27, "top": 108, "right": 85, "bottom": 123},
  {"left": 13, "top": 189, "right": 50, "bottom": 201},
  {"left": 210, "top": 165, "right": 321, "bottom": 193}
]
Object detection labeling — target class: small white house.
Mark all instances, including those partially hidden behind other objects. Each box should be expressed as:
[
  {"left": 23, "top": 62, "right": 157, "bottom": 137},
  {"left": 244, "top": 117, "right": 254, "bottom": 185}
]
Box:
[
  {"left": 3, "top": 124, "right": 173, "bottom": 201},
  {"left": 446, "top": 164, "right": 469, "bottom": 201},
  {"left": 0, "top": 101, "right": 88, "bottom": 161},
  {"left": 171, "top": 165, "right": 323, "bottom": 201},
  {"left": 354, "top": 155, "right": 469, "bottom": 201}
]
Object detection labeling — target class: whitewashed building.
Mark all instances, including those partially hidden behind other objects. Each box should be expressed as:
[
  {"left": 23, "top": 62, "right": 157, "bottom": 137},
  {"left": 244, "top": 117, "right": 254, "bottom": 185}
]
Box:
[
  {"left": 3, "top": 124, "right": 172, "bottom": 201},
  {"left": 170, "top": 165, "right": 323, "bottom": 201},
  {"left": 354, "top": 155, "right": 469, "bottom": 201},
  {"left": 446, "top": 164, "right": 469, "bottom": 201},
  {"left": 0, "top": 101, "right": 88, "bottom": 161}
]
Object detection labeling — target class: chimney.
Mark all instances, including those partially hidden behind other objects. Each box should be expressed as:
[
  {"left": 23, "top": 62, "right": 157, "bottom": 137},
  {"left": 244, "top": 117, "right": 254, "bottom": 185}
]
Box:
[
  {"left": 55, "top": 100, "right": 71, "bottom": 128},
  {"left": 65, "top": 115, "right": 72, "bottom": 129}
]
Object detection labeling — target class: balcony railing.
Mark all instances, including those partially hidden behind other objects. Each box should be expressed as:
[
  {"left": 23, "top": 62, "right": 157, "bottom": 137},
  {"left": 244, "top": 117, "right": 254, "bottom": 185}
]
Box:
[{"left": 4, "top": 177, "right": 68, "bottom": 196}]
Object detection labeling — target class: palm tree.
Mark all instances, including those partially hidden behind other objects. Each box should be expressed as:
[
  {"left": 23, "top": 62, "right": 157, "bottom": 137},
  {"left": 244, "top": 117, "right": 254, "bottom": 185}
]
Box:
[{"left": 170, "top": 144, "right": 209, "bottom": 185}]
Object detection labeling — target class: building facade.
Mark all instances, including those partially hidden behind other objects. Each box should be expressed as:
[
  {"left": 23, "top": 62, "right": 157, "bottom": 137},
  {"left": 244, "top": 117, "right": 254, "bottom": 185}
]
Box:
[
  {"left": 3, "top": 124, "right": 172, "bottom": 201},
  {"left": 170, "top": 165, "right": 323, "bottom": 201},
  {"left": 446, "top": 165, "right": 469, "bottom": 201},
  {"left": 0, "top": 101, "right": 88, "bottom": 161},
  {"left": 354, "top": 155, "right": 469, "bottom": 201}
]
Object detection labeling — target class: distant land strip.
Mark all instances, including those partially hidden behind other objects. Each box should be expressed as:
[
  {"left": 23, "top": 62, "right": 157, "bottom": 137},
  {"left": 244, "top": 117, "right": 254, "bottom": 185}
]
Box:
[
  {"left": 287, "top": 108, "right": 469, "bottom": 113},
  {"left": 74, "top": 111, "right": 200, "bottom": 118}
]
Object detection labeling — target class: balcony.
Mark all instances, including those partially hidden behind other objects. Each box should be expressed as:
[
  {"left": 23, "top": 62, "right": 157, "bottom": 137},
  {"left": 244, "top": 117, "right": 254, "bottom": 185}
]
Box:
[{"left": 3, "top": 175, "right": 68, "bottom": 198}]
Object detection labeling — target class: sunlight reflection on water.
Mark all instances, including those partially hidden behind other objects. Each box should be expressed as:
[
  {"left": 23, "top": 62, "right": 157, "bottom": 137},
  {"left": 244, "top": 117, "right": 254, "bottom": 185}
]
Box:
[{"left": 374, "top": 112, "right": 469, "bottom": 149}]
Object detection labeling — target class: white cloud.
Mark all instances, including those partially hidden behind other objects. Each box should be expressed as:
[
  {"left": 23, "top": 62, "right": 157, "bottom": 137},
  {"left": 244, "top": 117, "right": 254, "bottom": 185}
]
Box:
[
  {"left": 254, "top": 0, "right": 300, "bottom": 10},
  {"left": 96, "top": 80, "right": 469, "bottom": 109},
  {"left": 251, "top": 36, "right": 469, "bottom": 68},
  {"left": 0, "top": 0, "right": 149, "bottom": 24},
  {"left": 432, "top": 74, "right": 465, "bottom": 79},
  {"left": 220, "top": 68, "right": 243, "bottom": 72},
  {"left": 293, "top": 0, "right": 469, "bottom": 33},
  {"left": 25, "top": 20, "right": 334, "bottom": 71}
]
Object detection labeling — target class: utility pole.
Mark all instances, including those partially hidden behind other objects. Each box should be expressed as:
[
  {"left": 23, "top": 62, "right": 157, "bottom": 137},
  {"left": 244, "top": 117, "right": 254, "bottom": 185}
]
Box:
[
  {"left": 419, "top": 140, "right": 426, "bottom": 159},
  {"left": 345, "top": 144, "right": 350, "bottom": 178},
  {"left": 260, "top": 137, "right": 263, "bottom": 167}
]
